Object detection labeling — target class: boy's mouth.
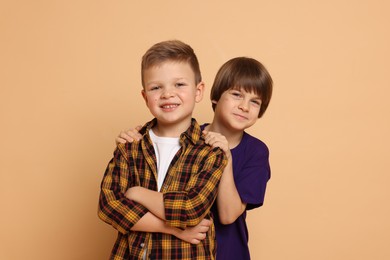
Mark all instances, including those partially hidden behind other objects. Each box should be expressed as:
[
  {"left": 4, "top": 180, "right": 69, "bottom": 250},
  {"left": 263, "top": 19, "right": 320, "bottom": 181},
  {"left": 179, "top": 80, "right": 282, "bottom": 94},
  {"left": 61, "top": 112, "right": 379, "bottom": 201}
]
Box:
[
  {"left": 233, "top": 113, "right": 248, "bottom": 120},
  {"left": 161, "top": 104, "right": 179, "bottom": 109}
]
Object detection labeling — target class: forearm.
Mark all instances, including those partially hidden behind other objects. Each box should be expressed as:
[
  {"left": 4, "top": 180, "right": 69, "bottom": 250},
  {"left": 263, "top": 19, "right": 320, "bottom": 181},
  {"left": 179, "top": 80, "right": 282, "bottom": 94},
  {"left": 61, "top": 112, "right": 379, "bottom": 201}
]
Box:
[
  {"left": 130, "top": 188, "right": 213, "bottom": 228},
  {"left": 98, "top": 188, "right": 149, "bottom": 234},
  {"left": 127, "top": 151, "right": 226, "bottom": 229},
  {"left": 126, "top": 187, "right": 166, "bottom": 220},
  {"left": 216, "top": 159, "right": 246, "bottom": 224},
  {"left": 131, "top": 212, "right": 177, "bottom": 235},
  {"left": 163, "top": 152, "right": 226, "bottom": 228},
  {"left": 131, "top": 212, "right": 211, "bottom": 245},
  {"left": 98, "top": 150, "right": 148, "bottom": 234}
]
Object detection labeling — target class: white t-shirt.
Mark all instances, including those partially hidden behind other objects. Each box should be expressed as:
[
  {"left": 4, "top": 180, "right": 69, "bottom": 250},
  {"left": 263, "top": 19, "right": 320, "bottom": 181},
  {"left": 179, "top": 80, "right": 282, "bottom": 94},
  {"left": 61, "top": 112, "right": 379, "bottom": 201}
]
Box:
[
  {"left": 149, "top": 129, "right": 181, "bottom": 191},
  {"left": 142, "top": 130, "right": 181, "bottom": 259}
]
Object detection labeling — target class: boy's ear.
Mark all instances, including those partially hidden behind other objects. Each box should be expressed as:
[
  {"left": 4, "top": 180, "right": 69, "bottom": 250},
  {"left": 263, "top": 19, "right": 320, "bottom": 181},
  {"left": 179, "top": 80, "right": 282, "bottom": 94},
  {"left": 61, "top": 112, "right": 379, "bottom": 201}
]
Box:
[
  {"left": 211, "top": 100, "right": 218, "bottom": 104},
  {"left": 141, "top": 89, "right": 148, "bottom": 104},
  {"left": 195, "top": 81, "right": 205, "bottom": 103}
]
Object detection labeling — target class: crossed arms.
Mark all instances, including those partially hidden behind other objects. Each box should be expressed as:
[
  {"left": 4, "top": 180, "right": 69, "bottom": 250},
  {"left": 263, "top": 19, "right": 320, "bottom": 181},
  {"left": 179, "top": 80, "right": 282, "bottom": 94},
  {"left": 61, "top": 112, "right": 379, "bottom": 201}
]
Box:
[{"left": 98, "top": 142, "right": 226, "bottom": 244}]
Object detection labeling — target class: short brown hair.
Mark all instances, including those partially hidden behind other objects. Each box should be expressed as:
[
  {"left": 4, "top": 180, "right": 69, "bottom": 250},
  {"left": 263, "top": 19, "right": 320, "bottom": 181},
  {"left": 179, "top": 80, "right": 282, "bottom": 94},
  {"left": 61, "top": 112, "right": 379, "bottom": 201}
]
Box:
[
  {"left": 141, "top": 40, "right": 202, "bottom": 87},
  {"left": 210, "top": 57, "right": 273, "bottom": 118}
]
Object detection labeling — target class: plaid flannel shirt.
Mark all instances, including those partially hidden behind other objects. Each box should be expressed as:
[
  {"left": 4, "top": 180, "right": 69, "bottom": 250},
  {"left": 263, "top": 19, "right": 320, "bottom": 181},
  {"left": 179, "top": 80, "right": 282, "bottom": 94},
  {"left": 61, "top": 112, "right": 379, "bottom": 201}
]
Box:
[{"left": 98, "top": 118, "right": 227, "bottom": 260}]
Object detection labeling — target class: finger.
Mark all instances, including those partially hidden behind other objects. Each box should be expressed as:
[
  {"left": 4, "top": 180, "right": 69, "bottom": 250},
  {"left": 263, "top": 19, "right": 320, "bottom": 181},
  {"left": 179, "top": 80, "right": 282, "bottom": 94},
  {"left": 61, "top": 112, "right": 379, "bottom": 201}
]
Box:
[
  {"left": 203, "top": 131, "right": 216, "bottom": 141},
  {"left": 200, "top": 218, "right": 212, "bottom": 226},
  {"left": 121, "top": 133, "right": 135, "bottom": 143},
  {"left": 127, "top": 133, "right": 140, "bottom": 141},
  {"left": 115, "top": 137, "right": 127, "bottom": 145},
  {"left": 205, "top": 131, "right": 221, "bottom": 138},
  {"left": 191, "top": 238, "right": 201, "bottom": 244},
  {"left": 204, "top": 135, "right": 217, "bottom": 145},
  {"left": 135, "top": 133, "right": 143, "bottom": 140},
  {"left": 127, "top": 127, "right": 142, "bottom": 140},
  {"left": 205, "top": 133, "right": 227, "bottom": 147},
  {"left": 196, "top": 233, "right": 206, "bottom": 240},
  {"left": 198, "top": 226, "right": 209, "bottom": 233},
  {"left": 208, "top": 140, "right": 223, "bottom": 149},
  {"left": 209, "top": 135, "right": 223, "bottom": 144}
]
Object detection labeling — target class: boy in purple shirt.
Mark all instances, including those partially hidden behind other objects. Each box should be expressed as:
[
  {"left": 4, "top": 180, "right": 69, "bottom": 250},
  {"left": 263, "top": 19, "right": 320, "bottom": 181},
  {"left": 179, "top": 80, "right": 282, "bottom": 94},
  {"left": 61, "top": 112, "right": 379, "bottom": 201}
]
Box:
[{"left": 117, "top": 57, "right": 273, "bottom": 259}]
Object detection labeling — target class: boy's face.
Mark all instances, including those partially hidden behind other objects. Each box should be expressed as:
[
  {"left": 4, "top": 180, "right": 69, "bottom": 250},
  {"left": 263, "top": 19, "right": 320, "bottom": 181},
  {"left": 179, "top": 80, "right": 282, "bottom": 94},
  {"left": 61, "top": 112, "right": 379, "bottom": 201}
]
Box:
[
  {"left": 142, "top": 61, "right": 204, "bottom": 133},
  {"left": 213, "top": 88, "right": 261, "bottom": 132}
]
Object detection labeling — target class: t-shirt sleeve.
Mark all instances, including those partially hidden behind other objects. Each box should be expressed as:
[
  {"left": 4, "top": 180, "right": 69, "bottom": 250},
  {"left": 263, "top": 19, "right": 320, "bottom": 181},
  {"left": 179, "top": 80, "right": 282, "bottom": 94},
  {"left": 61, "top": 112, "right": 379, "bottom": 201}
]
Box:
[{"left": 235, "top": 141, "right": 270, "bottom": 210}]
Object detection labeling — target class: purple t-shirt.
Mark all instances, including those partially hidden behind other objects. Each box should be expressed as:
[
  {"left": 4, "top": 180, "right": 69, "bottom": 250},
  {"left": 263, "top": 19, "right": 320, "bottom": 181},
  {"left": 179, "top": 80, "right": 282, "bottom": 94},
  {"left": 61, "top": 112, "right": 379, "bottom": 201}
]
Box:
[{"left": 202, "top": 125, "right": 271, "bottom": 260}]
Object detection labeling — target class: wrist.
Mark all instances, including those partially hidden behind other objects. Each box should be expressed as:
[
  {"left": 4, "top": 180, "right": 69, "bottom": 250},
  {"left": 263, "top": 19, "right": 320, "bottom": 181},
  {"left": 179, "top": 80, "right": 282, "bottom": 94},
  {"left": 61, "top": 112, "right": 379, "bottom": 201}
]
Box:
[
  {"left": 225, "top": 156, "right": 233, "bottom": 168},
  {"left": 171, "top": 227, "right": 182, "bottom": 239},
  {"left": 125, "top": 186, "right": 139, "bottom": 201},
  {"left": 226, "top": 150, "right": 232, "bottom": 160}
]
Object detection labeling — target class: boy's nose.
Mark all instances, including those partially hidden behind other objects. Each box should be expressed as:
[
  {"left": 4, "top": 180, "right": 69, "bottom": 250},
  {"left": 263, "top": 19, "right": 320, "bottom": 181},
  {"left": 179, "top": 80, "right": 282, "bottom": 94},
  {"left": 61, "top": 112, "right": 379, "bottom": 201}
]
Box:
[
  {"left": 238, "top": 101, "right": 249, "bottom": 112},
  {"left": 161, "top": 87, "right": 175, "bottom": 98}
]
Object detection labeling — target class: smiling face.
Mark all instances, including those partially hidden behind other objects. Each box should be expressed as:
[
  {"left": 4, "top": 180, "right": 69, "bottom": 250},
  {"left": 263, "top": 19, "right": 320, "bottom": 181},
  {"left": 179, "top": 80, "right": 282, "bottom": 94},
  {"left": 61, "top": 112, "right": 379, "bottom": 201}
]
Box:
[
  {"left": 213, "top": 87, "right": 261, "bottom": 133},
  {"left": 142, "top": 61, "right": 204, "bottom": 135}
]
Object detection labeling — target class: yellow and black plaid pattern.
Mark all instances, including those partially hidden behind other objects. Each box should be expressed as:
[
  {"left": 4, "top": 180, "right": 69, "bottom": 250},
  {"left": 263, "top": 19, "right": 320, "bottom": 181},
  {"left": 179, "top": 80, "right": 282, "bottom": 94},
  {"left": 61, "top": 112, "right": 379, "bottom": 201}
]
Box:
[{"left": 98, "top": 118, "right": 227, "bottom": 259}]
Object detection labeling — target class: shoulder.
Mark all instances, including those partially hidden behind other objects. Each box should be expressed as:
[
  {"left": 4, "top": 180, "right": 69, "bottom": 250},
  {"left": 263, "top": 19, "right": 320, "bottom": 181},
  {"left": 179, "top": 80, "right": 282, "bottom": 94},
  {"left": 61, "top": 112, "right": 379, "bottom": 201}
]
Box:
[
  {"left": 241, "top": 132, "right": 269, "bottom": 156},
  {"left": 115, "top": 141, "right": 141, "bottom": 162},
  {"left": 185, "top": 120, "right": 223, "bottom": 157},
  {"left": 195, "top": 137, "right": 225, "bottom": 157},
  {"left": 183, "top": 137, "right": 227, "bottom": 167},
  {"left": 113, "top": 143, "right": 128, "bottom": 161}
]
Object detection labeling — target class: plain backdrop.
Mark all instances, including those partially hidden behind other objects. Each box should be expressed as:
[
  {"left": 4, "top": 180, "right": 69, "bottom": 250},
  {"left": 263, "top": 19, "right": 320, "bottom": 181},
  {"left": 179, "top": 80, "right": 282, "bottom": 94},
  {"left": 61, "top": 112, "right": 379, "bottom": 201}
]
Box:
[{"left": 1, "top": 1, "right": 389, "bottom": 259}]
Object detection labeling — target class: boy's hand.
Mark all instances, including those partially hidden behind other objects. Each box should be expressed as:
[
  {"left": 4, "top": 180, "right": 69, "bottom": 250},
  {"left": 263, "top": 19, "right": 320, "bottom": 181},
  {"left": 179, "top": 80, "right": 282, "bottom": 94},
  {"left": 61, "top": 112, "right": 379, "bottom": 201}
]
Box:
[
  {"left": 202, "top": 130, "right": 232, "bottom": 160},
  {"left": 115, "top": 125, "right": 143, "bottom": 145},
  {"left": 176, "top": 218, "right": 212, "bottom": 244}
]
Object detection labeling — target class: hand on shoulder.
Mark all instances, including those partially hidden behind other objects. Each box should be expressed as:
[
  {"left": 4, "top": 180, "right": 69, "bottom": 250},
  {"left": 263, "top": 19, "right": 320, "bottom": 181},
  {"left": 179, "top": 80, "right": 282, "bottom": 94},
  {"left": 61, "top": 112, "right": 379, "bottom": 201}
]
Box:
[
  {"left": 115, "top": 125, "right": 143, "bottom": 145},
  {"left": 202, "top": 130, "right": 232, "bottom": 160}
]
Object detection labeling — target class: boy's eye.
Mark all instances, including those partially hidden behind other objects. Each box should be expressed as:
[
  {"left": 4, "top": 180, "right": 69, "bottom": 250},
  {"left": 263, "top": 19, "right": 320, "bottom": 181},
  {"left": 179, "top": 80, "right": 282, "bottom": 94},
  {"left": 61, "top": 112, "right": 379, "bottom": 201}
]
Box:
[
  {"left": 149, "top": 85, "right": 160, "bottom": 91},
  {"left": 176, "top": 82, "right": 186, "bottom": 87},
  {"left": 251, "top": 100, "right": 261, "bottom": 106},
  {"left": 231, "top": 92, "right": 242, "bottom": 98}
]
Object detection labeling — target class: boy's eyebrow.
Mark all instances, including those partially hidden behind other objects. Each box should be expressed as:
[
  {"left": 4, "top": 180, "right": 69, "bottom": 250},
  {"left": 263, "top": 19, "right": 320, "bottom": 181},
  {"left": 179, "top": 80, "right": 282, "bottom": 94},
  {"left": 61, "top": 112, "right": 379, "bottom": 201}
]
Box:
[
  {"left": 149, "top": 79, "right": 184, "bottom": 83},
  {"left": 144, "top": 77, "right": 190, "bottom": 86},
  {"left": 234, "top": 88, "right": 262, "bottom": 99},
  {"left": 144, "top": 80, "right": 160, "bottom": 85},
  {"left": 248, "top": 94, "right": 263, "bottom": 101},
  {"left": 173, "top": 77, "right": 189, "bottom": 81}
]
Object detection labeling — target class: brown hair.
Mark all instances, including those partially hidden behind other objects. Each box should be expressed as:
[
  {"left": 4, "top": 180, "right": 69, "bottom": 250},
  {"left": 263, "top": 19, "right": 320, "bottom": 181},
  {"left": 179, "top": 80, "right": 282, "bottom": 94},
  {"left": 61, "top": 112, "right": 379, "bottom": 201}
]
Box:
[
  {"left": 141, "top": 40, "right": 202, "bottom": 87},
  {"left": 210, "top": 57, "right": 273, "bottom": 118}
]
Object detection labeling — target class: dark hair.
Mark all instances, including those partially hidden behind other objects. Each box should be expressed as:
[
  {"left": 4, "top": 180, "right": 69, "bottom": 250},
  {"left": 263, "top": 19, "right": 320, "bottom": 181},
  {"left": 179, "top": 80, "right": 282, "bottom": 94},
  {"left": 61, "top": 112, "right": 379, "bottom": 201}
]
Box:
[
  {"left": 141, "top": 40, "right": 202, "bottom": 87},
  {"left": 210, "top": 57, "right": 273, "bottom": 118}
]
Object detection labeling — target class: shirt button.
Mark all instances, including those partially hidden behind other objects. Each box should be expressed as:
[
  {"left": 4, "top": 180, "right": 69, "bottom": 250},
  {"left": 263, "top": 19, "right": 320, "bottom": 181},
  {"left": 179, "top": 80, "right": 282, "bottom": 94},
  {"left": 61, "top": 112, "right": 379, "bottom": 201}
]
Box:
[{"left": 140, "top": 243, "right": 144, "bottom": 248}]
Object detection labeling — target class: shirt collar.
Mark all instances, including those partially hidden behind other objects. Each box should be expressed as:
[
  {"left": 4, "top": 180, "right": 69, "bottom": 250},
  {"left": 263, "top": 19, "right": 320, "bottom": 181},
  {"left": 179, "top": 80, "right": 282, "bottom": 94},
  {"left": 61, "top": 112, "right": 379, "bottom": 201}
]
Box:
[{"left": 140, "top": 118, "right": 201, "bottom": 145}]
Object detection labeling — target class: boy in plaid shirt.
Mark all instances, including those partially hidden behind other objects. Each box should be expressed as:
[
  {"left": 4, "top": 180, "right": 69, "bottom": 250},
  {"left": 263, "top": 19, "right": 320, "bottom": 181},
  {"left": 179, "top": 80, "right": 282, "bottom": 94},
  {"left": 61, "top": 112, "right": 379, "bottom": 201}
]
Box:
[{"left": 98, "top": 40, "right": 227, "bottom": 259}]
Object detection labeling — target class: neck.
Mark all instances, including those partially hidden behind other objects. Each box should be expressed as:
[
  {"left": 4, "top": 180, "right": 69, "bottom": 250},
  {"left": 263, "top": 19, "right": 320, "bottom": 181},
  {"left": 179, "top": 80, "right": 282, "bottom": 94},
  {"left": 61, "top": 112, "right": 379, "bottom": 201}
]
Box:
[
  {"left": 207, "top": 121, "right": 243, "bottom": 149},
  {"left": 153, "top": 120, "right": 191, "bottom": 137}
]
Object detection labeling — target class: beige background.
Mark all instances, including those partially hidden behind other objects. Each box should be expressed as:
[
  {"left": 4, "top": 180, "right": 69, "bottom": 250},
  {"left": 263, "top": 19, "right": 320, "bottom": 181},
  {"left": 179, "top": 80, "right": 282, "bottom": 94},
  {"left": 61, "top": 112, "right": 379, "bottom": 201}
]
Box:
[{"left": 1, "top": 1, "right": 389, "bottom": 259}]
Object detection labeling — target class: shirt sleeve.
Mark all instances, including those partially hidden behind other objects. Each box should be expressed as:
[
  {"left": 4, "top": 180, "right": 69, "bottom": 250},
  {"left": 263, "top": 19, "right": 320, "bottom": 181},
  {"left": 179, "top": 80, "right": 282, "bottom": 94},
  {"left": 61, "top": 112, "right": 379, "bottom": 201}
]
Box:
[
  {"left": 235, "top": 142, "right": 270, "bottom": 210},
  {"left": 163, "top": 149, "right": 227, "bottom": 229},
  {"left": 98, "top": 146, "right": 148, "bottom": 234}
]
